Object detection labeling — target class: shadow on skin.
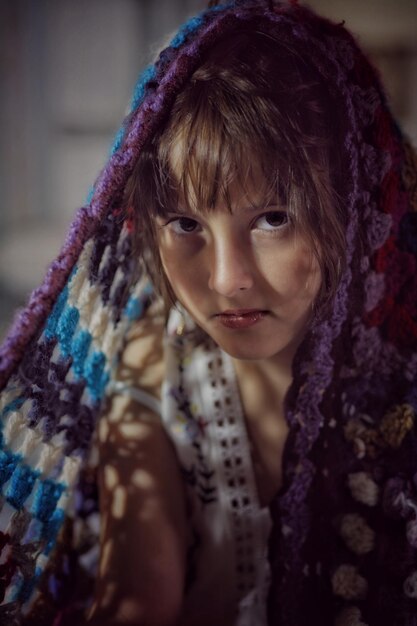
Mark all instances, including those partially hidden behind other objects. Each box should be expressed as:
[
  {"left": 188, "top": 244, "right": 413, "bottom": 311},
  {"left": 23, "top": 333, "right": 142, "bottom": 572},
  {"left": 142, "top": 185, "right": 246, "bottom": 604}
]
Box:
[{"left": 86, "top": 312, "right": 187, "bottom": 626}]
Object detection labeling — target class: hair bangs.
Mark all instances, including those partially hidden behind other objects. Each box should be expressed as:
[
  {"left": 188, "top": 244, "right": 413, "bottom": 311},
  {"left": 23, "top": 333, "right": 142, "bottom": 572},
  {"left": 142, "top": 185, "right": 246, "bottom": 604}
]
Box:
[{"left": 156, "top": 88, "right": 286, "bottom": 217}]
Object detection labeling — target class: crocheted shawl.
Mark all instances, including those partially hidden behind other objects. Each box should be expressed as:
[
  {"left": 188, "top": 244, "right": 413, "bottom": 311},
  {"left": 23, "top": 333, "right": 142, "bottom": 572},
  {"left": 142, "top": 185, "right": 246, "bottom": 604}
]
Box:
[{"left": 0, "top": 1, "right": 416, "bottom": 624}]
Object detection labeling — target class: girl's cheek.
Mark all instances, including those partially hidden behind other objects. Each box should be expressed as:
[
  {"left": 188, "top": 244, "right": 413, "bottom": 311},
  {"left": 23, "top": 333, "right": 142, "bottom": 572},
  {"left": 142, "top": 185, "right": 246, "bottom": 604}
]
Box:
[
  {"left": 159, "top": 234, "right": 203, "bottom": 259},
  {"left": 158, "top": 240, "right": 182, "bottom": 277},
  {"left": 159, "top": 248, "right": 176, "bottom": 283},
  {"left": 298, "top": 254, "right": 322, "bottom": 300},
  {"left": 159, "top": 246, "right": 193, "bottom": 290},
  {"left": 262, "top": 245, "right": 320, "bottom": 296}
]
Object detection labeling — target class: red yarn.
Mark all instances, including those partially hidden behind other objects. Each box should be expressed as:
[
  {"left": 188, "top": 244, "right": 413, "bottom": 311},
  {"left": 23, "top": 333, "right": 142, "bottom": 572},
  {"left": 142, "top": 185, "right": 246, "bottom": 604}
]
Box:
[{"left": 387, "top": 305, "right": 417, "bottom": 349}]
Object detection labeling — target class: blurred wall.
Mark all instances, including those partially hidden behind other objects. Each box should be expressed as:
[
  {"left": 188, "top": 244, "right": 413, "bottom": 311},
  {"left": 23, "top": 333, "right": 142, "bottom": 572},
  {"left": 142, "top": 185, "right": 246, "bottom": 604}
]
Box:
[
  {"left": 0, "top": 0, "right": 416, "bottom": 337},
  {"left": 0, "top": 0, "right": 206, "bottom": 335}
]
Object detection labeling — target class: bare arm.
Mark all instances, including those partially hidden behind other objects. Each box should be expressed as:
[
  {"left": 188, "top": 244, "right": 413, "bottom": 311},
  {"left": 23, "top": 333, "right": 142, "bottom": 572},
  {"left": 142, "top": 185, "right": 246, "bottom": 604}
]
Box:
[{"left": 87, "top": 311, "right": 188, "bottom": 626}]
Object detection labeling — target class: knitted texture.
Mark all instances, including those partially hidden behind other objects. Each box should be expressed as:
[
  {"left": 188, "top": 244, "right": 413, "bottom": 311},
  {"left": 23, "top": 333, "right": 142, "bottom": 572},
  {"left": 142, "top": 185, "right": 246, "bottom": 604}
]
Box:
[{"left": 0, "top": 1, "right": 416, "bottom": 624}]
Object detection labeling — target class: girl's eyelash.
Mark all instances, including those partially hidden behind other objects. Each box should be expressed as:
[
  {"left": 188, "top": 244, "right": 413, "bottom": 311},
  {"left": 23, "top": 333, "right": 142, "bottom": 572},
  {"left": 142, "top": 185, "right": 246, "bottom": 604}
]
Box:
[
  {"left": 162, "top": 214, "right": 194, "bottom": 222},
  {"left": 162, "top": 215, "right": 201, "bottom": 234},
  {"left": 158, "top": 210, "right": 290, "bottom": 236},
  {"left": 253, "top": 211, "right": 290, "bottom": 232}
]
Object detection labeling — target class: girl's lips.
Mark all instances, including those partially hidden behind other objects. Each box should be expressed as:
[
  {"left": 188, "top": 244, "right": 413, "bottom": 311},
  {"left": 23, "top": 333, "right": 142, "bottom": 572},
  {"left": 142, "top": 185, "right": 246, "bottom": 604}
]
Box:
[
  {"left": 215, "top": 310, "right": 268, "bottom": 329},
  {"left": 220, "top": 309, "right": 265, "bottom": 315}
]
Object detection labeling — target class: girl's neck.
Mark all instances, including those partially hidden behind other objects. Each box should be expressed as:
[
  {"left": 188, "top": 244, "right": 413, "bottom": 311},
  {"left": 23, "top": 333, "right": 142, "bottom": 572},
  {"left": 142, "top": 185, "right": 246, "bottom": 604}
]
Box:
[
  {"left": 231, "top": 352, "right": 292, "bottom": 507},
  {"left": 232, "top": 336, "right": 298, "bottom": 398},
  {"left": 232, "top": 355, "right": 293, "bottom": 409}
]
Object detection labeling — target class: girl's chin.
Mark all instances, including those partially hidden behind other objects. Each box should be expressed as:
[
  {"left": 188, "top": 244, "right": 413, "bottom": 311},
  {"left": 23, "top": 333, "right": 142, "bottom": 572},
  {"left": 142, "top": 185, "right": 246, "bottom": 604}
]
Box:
[
  {"left": 206, "top": 325, "right": 305, "bottom": 365},
  {"left": 211, "top": 336, "right": 289, "bottom": 363}
]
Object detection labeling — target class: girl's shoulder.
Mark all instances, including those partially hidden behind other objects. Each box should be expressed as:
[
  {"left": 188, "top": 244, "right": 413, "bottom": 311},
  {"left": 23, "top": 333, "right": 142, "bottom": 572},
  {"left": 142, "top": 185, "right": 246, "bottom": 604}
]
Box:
[{"left": 92, "top": 299, "right": 188, "bottom": 625}]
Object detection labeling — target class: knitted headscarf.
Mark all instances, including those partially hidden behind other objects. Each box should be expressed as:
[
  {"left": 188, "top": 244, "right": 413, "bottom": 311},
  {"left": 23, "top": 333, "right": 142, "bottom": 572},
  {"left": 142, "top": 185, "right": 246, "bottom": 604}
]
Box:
[{"left": 0, "top": 1, "right": 416, "bottom": 624}]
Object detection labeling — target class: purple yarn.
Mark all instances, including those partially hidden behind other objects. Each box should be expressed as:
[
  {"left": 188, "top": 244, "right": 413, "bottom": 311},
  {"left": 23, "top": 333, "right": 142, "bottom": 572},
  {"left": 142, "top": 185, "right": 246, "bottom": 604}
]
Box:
[{"left": 364, "top": 271, "right": 386, "bottom": 312}]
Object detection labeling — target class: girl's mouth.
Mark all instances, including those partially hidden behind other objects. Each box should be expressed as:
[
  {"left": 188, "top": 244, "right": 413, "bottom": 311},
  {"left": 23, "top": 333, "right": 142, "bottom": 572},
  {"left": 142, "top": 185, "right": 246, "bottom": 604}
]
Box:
[{"left": 215, "top": 309, "right": 268, "bottom": 329}]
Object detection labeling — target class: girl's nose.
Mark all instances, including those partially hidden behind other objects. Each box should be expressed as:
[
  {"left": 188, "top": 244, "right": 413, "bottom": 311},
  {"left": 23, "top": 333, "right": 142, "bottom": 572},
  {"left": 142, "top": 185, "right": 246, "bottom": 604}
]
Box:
[{"left": 208, "top": 235, "right": 254, "bottom": 297}]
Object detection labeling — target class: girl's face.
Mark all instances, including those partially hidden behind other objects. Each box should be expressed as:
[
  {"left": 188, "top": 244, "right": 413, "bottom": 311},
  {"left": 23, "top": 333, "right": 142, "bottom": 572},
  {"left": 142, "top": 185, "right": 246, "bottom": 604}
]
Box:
[{"left": 156, "top": 182, "right": 321, "bottom": 367}]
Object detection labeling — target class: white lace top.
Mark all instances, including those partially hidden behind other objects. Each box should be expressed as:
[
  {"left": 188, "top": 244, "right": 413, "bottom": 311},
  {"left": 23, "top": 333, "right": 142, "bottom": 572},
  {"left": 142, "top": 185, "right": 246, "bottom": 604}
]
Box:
[{"left": 117, "top": 307, "right": 272, "bottom": 625}]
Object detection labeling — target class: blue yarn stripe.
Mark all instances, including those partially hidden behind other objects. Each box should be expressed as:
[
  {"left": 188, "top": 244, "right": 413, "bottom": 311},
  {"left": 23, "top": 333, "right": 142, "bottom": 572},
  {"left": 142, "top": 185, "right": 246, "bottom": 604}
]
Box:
[
  {"left": 0, "top": 445, "right": 67, "bottom": 520},
  {"left": 86, "top": 185, "right": 95, "bottom": 203},
  {"left": 0, "top": 449, "right": 20, "bottom": 487},
  {"left": 56, "top": 305, "right": 80, "bottom": 358},
  {"left": 0, "top": 398, "right": 26, "bottom": 448},
  {"left": 42, "top": 289, "right": 110, "bottom": 400},
  {"left": 72, "top": 329, "right": 92, "bottom": 379},
  {"left": 84, "top": 350, "right": 110, "bottom": 402},
  {"left": 170, "top": 15, "right": 205, "bottom": 49},
  {"left": 109, "top": 65, "right": 156, "bottom": 155},
  {"left": 42, "top": 508, "right": 65, "bottom": 555},
  {"left": 6, "top": 465, "right": 39, "bottom": 509},
  {"left": 1, "top": 397, "right": 25, "bottom": 417},
  {"left": 45, "top": 286, "right": 69, "bottom": 340},
  {"left": 131, "top": 65, "right": 157, "bottom": 113},
  {"left": 68, "top": 325, "right": 110, "bottom": 402},
  {"left": 110, "top": 126, "right": 127, "bottom": 156},
  {"left": 43, "top": 297, "right": 112, "bottom": 402},
  {"left": 110, "top": 65, "right": 157, "bottom": 155},
  {"left": 124, "top": 283, "right": 153, "bottom": 321},
  {"left": 32, "top": 479, "right": 66, "bottom": 523},
  {"left": 125, "top": 295, "right": 144, "bottom": 321},
  {"left": 169, "top": 3, "right": 235, "bottom": 49}
]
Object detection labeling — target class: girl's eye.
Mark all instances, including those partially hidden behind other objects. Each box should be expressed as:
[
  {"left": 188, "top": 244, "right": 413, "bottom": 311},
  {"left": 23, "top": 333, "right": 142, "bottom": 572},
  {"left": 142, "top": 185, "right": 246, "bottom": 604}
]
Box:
[
  {"left": 168, "top": 216, "right": 200, "bottom": 234},
  {"left": 255, "top": 211, "right": 289, "bottom": 231}
]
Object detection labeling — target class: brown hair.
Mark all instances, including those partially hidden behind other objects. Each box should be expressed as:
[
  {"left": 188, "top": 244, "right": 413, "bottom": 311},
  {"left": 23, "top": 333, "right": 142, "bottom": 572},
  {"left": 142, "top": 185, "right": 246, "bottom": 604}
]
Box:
[{"left": 126, "top": 29, "right": 347, "bottom": 314}]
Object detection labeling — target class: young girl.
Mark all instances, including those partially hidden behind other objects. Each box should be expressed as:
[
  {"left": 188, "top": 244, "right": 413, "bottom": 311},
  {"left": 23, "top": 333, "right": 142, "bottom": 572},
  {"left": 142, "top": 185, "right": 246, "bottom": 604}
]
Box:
[{"left": 0, "top": 1, "right": 416, "bottom": 625}]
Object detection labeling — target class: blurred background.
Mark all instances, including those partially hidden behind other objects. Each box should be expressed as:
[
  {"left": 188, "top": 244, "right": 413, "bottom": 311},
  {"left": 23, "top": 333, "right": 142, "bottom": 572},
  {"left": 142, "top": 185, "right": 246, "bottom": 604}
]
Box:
[{"left": 1, "top": 0, "right": 416, "bottom": 338}]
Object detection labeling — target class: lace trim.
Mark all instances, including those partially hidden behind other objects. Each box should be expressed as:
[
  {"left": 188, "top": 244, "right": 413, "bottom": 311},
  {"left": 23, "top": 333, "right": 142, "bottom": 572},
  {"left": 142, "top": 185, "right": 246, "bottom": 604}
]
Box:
[{"left": 197, "top": 342, "right": 271, "bottom": 609}]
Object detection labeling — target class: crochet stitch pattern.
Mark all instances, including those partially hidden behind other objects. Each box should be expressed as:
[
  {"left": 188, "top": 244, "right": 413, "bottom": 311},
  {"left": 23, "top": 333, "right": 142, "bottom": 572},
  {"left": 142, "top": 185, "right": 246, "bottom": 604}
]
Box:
[{"left": 0, "top": 1, "right": 416, "bottom": 624}]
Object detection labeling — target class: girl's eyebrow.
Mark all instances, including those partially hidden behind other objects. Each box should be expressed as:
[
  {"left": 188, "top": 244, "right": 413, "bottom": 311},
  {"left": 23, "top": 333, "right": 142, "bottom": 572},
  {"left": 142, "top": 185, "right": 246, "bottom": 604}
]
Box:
[
  {"left": 240, "top": 202, "right": 282, "bottom": 212},
  {"left": 168, "top": 202, "right": 284, "bottom": 215},
  {"left": 230, "top": 202, "right": 285, "bottom": 215}
]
